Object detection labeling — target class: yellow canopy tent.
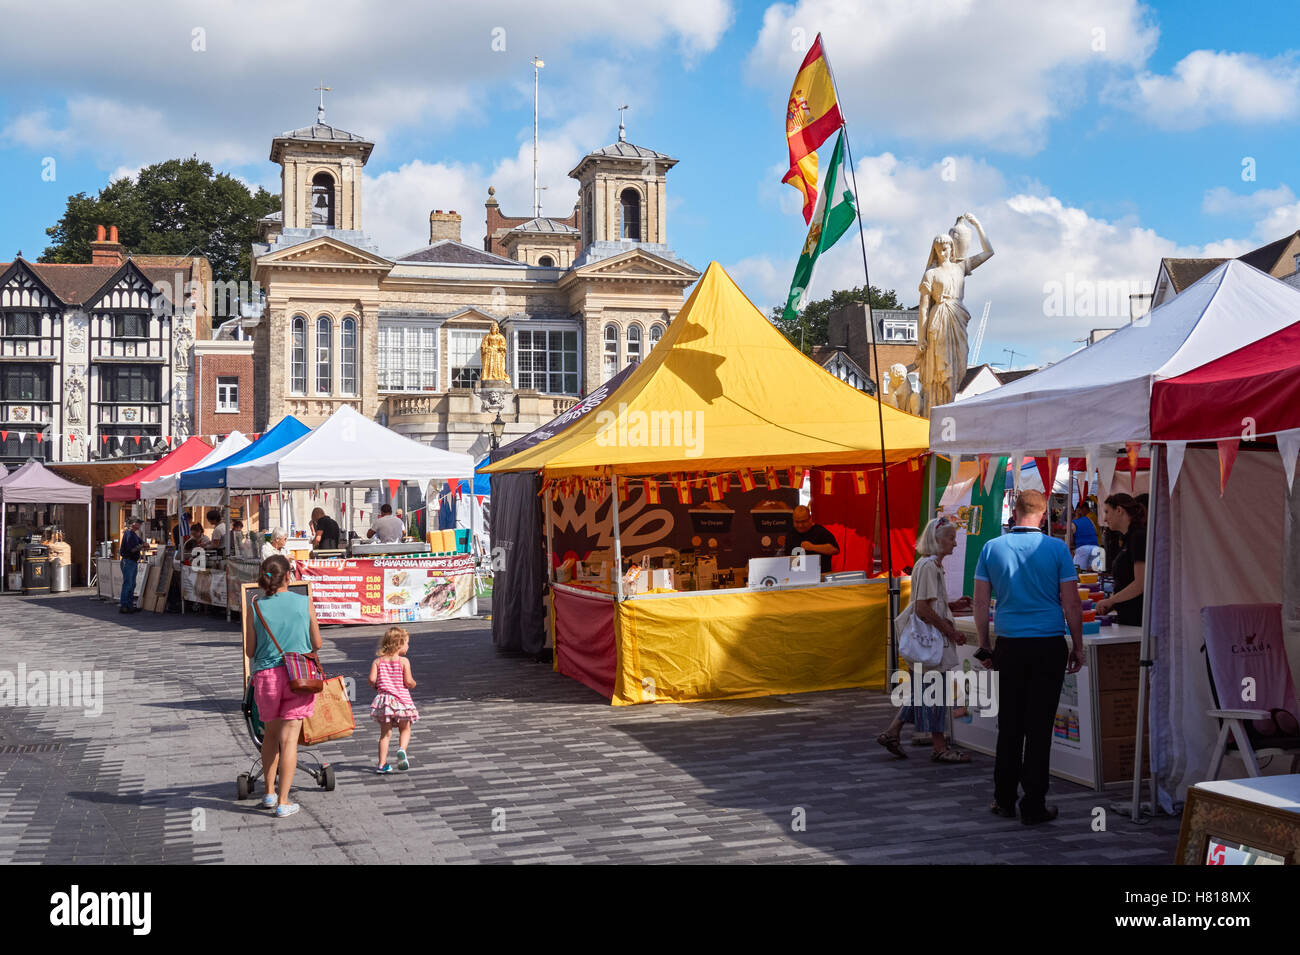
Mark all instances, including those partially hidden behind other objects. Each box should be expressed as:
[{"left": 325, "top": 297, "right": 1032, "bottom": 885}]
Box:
[
  {"left": 485, "top": 261, "right": 925, "bottom": 705},
  {"left": 483, "top": 261, "right": 929, "bottom": 478}
]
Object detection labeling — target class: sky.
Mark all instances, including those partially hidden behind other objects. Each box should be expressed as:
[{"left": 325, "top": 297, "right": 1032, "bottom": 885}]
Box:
[{"left": 1, "top": 0, "right": 1298, "bottom": 367}]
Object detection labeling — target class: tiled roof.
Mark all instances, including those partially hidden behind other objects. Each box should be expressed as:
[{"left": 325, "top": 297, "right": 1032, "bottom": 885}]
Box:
[
  {"left": 275, "top": 122, "right": 371, "bottom": 145},
  {"left": 584, "top": 141, "right": 674, "bottom": 162},
  {"left": 1163, "top": 258, "right": 1228, "bottom": 293},
  {"left": 0, "top": 260, "right": 178, "bottom": 306},
  {"left": 506, "top": 217, "right": 580, "bottom": 235},
  {"left": 395, "top": 240, "right": 523, "bottom": 266},
  {"left": 1238, "top": 230, "right": 1300, "bottom": 272}
]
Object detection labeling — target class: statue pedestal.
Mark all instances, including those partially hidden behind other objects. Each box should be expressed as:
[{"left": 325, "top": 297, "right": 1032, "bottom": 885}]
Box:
[{"left": 478, "top": 379, "right": 513, "bottom": 415}]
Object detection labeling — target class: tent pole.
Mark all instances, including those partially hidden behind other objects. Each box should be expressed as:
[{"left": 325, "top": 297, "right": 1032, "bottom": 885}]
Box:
[
  {"left": 926, "top": 453, "right": 938, "bottom": 519},
  {"left": 544, "top": 479, "right": 555, "bottom": 583},
  {"left": 1127, "top": 444, "right": 1160, "bottom": 823},
  {"left": 85, "top": 500, "right": 91, "bottom": 589},
  {"left": 610, "top": 474, "right": 624, "bottom": 600},
  {"left": 1, "top": 503, "right": 6, "bottom": 593},
  {"left": 469, "top": 474, "right": 479, "bottom": 616}
]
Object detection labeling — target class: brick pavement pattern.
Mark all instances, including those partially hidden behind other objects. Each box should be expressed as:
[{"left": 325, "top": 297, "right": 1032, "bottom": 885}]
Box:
[{"left": 0, "top": 592, "right": 1182, "bottom": 864}]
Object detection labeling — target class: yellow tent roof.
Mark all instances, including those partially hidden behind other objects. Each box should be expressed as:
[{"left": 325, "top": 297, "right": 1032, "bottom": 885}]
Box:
[{"left": 484, "top": 262, "right": 930, "bottom": 477}]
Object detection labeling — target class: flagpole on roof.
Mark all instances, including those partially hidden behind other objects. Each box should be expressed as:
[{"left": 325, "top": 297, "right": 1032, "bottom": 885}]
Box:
[{"left": 819, "top": 35, "right": 901, "bottom": 663}]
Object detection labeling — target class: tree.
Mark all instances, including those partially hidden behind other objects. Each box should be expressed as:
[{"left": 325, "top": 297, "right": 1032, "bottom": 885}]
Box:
[
  {"left": 40, "top": 157, "right": 280, "bottom": 286},
  {"left": 770, "top": 285, "right": 903, "bottom": 355}
]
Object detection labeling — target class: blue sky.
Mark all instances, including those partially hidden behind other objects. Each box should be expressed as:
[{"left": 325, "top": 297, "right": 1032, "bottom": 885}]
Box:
[{"left": 2, "top": 0, "right": 1298, "bottom": 366}]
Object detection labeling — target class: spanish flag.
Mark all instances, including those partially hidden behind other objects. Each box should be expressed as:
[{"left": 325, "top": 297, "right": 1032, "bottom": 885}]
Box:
[
  {"left": 644, "top": 479, "right": 661, "bottom": 505},
  {"left": 738, "top": 468, "right": 757, "bottom": 492},
  {"left": 783, "top": 33, "right": 844, "bottom": 224}
]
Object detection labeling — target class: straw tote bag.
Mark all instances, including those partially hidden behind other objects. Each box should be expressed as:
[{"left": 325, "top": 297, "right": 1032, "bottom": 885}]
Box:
[
  {"left": 253, "top": 597, "right": 324, "bottom": 694},
  {"left": 301, "top": 676, "right": 355, "bottom": 744}
]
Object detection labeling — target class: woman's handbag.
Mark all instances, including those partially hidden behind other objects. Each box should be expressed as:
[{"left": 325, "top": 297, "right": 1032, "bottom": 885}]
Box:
[
  {"left": 899, "top": 609, "right": 945, "bottom": 667},
  {"left": 252, "top": 597, "right": 324, "bottom": 694}
]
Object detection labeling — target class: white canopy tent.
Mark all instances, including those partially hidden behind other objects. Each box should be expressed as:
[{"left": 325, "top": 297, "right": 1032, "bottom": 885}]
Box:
[
  {"left": 926, "top": 261, "right": 1300, "bottom": 820},
  {"left": 139, "top": 431, "right": 251, "bottom": 505},
  {"left": 224, "top": 405, "right": 474, "bottom": 488},
  {"left": 224, "top": 404, "right": 476, "bottom": 546}
]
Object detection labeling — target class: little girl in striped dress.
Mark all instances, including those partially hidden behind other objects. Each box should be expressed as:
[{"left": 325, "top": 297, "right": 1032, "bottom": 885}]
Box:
[{"left": 368, "top": 627, "right": 419, "bottom": 774}]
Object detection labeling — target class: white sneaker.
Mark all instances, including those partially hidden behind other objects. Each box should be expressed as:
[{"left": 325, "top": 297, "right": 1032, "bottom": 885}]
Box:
[
  {"left": 261, "top": 794, "right": 279, "bottom": 809},
  {"left": 274, "top": 802, "right": 300, "bottom": 818}
]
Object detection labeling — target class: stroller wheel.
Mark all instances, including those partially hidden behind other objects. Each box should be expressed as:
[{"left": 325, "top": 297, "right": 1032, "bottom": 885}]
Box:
[
  {"left": 236, "top": 773, "right": 251, "bottom": 800},
  {"left": 320, "top": 764, "right": 336, "bottom": 791}
]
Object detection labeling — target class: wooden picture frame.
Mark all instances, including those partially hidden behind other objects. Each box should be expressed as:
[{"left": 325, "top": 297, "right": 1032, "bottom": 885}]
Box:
[
  {"left": 240, "top": 580, "right": 314, "bottom": 686},
  {"left": 1176, "top": 784, "right": 1300, "bottom": 865}
]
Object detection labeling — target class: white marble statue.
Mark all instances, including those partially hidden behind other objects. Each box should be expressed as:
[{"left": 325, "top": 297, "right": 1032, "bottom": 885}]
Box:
[
  {"left": 886, "top": 363, "right": 922, "bottom": 416},
  {"left": 915, "top": 213, "right": 993, "bottom": 414}
]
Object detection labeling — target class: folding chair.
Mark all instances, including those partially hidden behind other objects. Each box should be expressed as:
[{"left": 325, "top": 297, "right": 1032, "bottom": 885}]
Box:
[{"left": 1202, "top": 603, "right": 1300, "bottom": 779}]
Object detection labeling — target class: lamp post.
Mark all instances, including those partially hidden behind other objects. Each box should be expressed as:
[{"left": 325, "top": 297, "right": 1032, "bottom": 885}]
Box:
[{"left": 490, "top": 412, "right": 505, "bottom": 454}]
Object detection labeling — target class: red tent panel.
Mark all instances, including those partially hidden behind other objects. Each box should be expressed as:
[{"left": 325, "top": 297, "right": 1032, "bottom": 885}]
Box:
[
  {"left": 1152, "top": 320, "right": 1300, "bottom": 441},
  {"left": 103, "top": 436, "right": 213, "bottom": 502}
]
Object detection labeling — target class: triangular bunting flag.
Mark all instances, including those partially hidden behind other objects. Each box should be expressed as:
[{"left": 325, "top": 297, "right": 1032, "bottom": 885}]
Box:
[
  {"left": 0, "top": 431, "right": 7, "bottom": 442},
  {"left": 820, "top": 469, "right": 834, "bottom": 495},
  {"left": 1165, "top": 441, "right": 1187, "bottom": 495},
  {"left": 35, "top": 432, "right": 43, "bottom": 444},
  {"left": 1045, "top": 449, "right": 1061, "bottom": 494},
  {"left": 1125, "top": 441, "right": 1142, "bottom": 492},
  {"left": 1098, "top": 453, "right": 1118, "bottom": 498},
  {"left": 387, "top": 479, "right": 400, "bottom": 500},
  {"left": 1084, "top": 445, "right": 1100, "bottom": 481},
  {"left": 1010, "top": 451, "right": 1025, "bottom": 490},
  {"left": 977, "top": 454, "right": 991, "bottom": 490},
  {"left": 738, "top": 468, "right": 757, "bottom": 492},
  {"left": 1217, "top": 438, "right": 1239, "bottom": 496},
  {"left": 1277, "top": 429, "right": 1300, "bottom": 491},
  {"left": 644, "top": 479, "right": 660, "bottom": 505},
  {"left": 787, "top": 465, "right": 805, "bottom": 489}
]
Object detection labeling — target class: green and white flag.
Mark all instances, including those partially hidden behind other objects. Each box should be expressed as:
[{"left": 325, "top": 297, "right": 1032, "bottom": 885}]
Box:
[
  {"left": 782, "top": 129, "right": 857, "bottom": 322},
  {"left": 920, "top": 456, "right": 1009, "bottom": 599}
]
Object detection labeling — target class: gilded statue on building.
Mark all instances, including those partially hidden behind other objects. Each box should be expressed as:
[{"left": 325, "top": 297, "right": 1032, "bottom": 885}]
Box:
[
  {"left": 480, "top": 321, "right": 509, "bottom": 384},
  {"left": 914, "top": 213, "right": 993, "bottom": 415}
]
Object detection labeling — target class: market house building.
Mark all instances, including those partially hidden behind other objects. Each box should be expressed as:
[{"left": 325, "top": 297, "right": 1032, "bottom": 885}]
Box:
[
  {"left": 249, "top": 113, "right": 699, "bottom": 456},
  {"left": 0, "top": 229, "right": 211, "bottom": 467}
]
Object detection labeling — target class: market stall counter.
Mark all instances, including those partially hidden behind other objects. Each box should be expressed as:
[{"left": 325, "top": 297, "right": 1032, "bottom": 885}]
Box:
[{"left": 950, "top": 613, "right": 1148, "bottom": 791}]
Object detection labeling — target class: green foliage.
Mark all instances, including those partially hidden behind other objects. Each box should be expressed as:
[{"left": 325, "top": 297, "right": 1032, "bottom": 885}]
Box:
[
  {"left": 770, "top": 285, "right": 902, "bottom": 354},
  {"left": 40, "top": 157, "right": 280, "bottom": 286}
]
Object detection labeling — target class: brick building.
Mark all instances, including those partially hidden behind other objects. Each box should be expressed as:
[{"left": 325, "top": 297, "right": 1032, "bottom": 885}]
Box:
[{"left": 193, "top": 339, "right": 255, "bottom": 439}]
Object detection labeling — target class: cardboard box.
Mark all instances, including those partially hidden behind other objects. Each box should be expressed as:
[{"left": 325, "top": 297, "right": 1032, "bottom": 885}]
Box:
[
  {"left": 1101, "top": 735, "right": 1150, "bottom": 783},
  {"left": 1098, "top": 688, "right": 1146, "bottom": 739},
  {"left": 1095, "top": 641, "right": 1141, "bottom": 691}
]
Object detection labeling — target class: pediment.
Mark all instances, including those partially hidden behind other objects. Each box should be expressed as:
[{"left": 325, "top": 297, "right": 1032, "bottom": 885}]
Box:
[
  {"left": 443, "top": 306, "right": 508, "bottom": 325},
  {"left": 257, "top": 236, "right": 393, "bottom": 270},
  {"left": 574, "top": 248, "right": 698, "bottom": 280}
]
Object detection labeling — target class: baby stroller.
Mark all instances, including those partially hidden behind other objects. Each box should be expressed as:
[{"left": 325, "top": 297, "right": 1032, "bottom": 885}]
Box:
[
  {"left": 236, "top": 591, "right": 337, "bottom": 800},
  {"left": 235, "top": 680, "right": 336, "bottom": 799}
]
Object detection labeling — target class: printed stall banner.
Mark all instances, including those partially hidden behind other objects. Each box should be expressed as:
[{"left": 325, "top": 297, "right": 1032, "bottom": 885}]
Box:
[{"left": 294, "top": 555, "right": 475, "bottom": 624}]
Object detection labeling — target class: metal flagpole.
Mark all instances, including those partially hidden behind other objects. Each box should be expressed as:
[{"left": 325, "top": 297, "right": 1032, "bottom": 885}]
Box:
[
  {"left": 610, "top": 473, "right": 625, "bottom": 600},
  {"left": 822, "top": 40, "right": 901, "bottom": 668}
]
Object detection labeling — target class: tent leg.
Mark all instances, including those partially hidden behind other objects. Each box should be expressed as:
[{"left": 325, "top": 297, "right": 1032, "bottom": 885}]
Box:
[
  {"left": 225, "top": 486, "right": 232, "bottom": 622},
  {"left": 86, "top": 501, "right": 91, "bottom": 589},
  {"left": 1, "top": 504, "right": 6, "bottom": 593},
  {"left": 544, "top": 484, "right": 555, "bottom": 584},
  {"left": 1125, "top": 445, "right": 1160, "bottom": 823},
  {"left": 469, "top": 478, "right": 479, "bottom": 617},
  {"left": 610, "top": 475, "right": 624, "bottom": 600},
  {"left": 926, "top": 453, "right": 937, "bottom": 519}
]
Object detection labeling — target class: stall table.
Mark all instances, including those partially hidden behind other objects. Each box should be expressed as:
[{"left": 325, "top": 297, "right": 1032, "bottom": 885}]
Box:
[{"left": 950, "top": 616, "right": 1148, "bottom": 790}]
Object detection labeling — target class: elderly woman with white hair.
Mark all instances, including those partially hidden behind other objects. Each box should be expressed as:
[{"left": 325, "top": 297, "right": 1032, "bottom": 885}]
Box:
[
  {"left": 261, "top": 528, "right": 290, "bottom": 561},
  {"left": 876, "top": 516, "right": 973, "bottom": 762}
]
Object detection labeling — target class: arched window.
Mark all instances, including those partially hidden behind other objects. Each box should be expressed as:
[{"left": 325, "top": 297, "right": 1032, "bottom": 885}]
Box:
[
  {"left": 311, "top": 172, "right": 335, "bottom": 227},
  {"left": 341, "top": 317, "right": 357, "bottom": 396},
  {"left": 626, "top": 324, "right": 642, "bottom": 367},
  {"left": 619, "top": 188, "right": 641, "bottom": 240},
  {"left": 538, "top": 255, "right": 555, "bottom": 267},
  {"left": 603, "top": 324, "right": 618, "bottom": 382},
  {"left": 315, "top": 316, "right": 332, "bottom": 394},
  {"left": 649, "top": 323, "right": 665, "bottom": 350},
  {"left": 291, "top": 316, "right": 307, "bottom": 394}
]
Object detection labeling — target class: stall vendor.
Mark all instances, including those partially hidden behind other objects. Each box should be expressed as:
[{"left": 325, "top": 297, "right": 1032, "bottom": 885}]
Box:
[
  {"left": 261, "top": 528, "right": 290, "bottom": 561},
  {"left": 186, "top": 523, "right": 209, "bottom": 554},
  {"left": 792, "top": 505, "right": 839, "bottom": 574},
  {"left": 1095, "top": 494, "right": 1145, "bottom": 625},
  {"left": 366, "top": 504, "right": 405, "bottom": 543},
  {"left": 206, "top": 509, "right": 226, "bottom": 549},
  {"left": 310, "top": 508, "right": 342, "bottom": 550}
]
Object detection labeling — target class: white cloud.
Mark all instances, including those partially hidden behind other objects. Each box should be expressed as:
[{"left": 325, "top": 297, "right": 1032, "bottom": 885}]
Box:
[
  {"left": 0, "top": 1, "right": 733, "bottom": 172},
  {"left": 746, "top": 0, "right": 1157, "bottom": 153},
  {"left": 728, "top": 150, "right": 1257, "bottom": 366},
  {"left": 1202, "top": 184, "right": 1296, "bottom": 218},
  {"left": 1118, "top": 50, "right": 1300, "bottom": 129}
]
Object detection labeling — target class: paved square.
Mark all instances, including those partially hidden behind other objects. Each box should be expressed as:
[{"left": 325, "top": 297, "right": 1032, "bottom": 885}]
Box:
[{"left": 0, "top": 592, "right": 1181, "bottom": 864}]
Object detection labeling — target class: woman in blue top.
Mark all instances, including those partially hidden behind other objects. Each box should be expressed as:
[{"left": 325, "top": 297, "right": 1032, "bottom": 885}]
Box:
[
  {"left": 244, "top": 555, "right": 322, "bottom": 818},
  {"left": 1066, "top": 502, "right": 1100, "bottom": 572}
]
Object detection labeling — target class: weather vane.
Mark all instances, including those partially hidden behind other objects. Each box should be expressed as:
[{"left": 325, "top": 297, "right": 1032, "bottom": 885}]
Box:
[
  {"left": 617, "top": 104, "right": 629, "bottom": 142},
  {"left": 315, "top": 83, "right": 331, "bottom": 124}
]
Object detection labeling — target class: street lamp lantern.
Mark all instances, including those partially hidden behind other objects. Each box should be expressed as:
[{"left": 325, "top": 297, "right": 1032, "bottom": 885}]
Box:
[{"left": 490, "top": 412, "right": 505, "bottom": 451}]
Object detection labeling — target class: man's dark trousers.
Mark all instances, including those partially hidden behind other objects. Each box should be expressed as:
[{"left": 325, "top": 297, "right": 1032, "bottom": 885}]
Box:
[{"left": 993, "top": 636, "right": 1068, "bottom": 813}]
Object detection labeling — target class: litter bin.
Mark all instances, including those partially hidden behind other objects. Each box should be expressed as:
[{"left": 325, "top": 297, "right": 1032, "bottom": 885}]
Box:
[
  {"left": 22, "top": 544, "right": 50, "bottom": 595},
  {"left": 50, "top": 558, "right": 72, "bottom": 593}
]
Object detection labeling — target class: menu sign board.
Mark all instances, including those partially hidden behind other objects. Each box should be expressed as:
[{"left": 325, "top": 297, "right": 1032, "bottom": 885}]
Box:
[{"left": 293, "top": 555, "right": 475, "bottom": 624}]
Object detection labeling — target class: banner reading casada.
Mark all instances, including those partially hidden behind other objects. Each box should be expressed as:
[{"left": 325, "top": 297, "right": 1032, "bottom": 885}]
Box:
[{"left": 294, "top": 555, "right": 475, "bottom": 624}]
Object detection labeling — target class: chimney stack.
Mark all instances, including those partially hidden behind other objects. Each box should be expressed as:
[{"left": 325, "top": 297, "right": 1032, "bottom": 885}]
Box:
[
  {"left": 89, "top": 223, "right": 124, "bottom": 267},
  {"left": 429, "top": 209, "right": 462, "bottom": 244}
]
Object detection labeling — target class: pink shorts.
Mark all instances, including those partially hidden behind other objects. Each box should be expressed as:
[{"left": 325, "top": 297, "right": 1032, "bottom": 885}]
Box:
[{"left": 252, "top": 666, "right": 316, "bottom": 722}]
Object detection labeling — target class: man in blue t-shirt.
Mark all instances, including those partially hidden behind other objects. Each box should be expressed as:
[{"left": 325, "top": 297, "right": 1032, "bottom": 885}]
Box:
[
  {"left": 119, "top": 518, "right": 145, "bottom": 613},
  {"left": 974, "top": 489, "right": 1083, "bottom": 825}
]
